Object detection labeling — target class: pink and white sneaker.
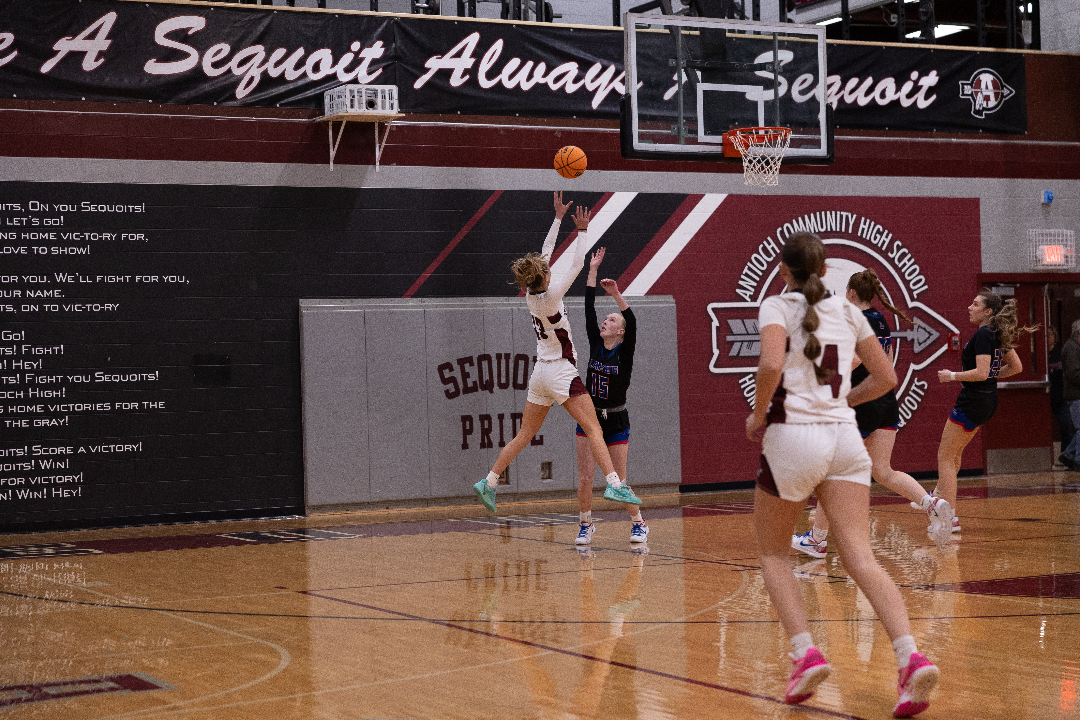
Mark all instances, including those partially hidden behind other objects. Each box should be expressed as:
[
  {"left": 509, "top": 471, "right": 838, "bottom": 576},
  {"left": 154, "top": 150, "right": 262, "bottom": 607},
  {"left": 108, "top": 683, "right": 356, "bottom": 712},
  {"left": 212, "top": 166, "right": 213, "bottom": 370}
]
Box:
[
  {"left": 785, "top": 647, "right": 831, "bottom": 704},
  {"left": 893, "top": 652, "right": 939, "bottom": 717}
]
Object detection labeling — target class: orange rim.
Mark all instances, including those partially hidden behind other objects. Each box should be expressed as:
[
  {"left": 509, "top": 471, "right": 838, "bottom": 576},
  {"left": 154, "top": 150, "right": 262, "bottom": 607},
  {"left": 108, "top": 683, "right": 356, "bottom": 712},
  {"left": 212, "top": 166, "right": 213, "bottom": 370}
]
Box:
[{"left": 732, "top": 126, "right": 791, "bottom": 143}]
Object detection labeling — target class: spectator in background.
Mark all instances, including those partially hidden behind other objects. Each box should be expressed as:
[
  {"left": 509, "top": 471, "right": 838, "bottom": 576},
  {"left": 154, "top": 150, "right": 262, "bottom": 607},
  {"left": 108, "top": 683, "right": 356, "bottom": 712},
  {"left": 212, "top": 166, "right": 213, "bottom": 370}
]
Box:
[
  {"left": 1048, "top": 325, "right": 1074, "bottom": 462},
  {"left": 1058, "top": 320, "right": 1080, "bottom": 471}
]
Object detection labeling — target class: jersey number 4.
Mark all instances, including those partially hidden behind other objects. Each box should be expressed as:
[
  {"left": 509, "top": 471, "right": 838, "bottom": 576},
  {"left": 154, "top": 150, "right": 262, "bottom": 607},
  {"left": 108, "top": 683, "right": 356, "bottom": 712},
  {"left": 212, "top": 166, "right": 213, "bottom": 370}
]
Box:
[{"left": 819, "top": 344, "right": 843, "bottom": 398}]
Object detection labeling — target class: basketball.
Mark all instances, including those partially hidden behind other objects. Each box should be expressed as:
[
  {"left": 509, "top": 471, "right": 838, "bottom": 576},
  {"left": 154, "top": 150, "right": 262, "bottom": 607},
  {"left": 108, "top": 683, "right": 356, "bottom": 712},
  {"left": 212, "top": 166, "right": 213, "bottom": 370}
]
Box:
[{"left": 554, "top": 145, "right": 587, "bottom": 179}]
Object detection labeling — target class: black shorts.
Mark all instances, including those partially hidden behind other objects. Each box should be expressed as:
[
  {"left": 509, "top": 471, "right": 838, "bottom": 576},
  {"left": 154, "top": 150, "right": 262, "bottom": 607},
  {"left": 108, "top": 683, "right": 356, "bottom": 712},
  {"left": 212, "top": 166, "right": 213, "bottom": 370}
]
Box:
[
  {"left": 854, "top": 392, "right": 901, "bottom": 437},
  {"left": 575, "top": 408, "right": 630, "bottom": 444},
  {"left": 949, "top": 387, "right": 998, "bottom": 431}
]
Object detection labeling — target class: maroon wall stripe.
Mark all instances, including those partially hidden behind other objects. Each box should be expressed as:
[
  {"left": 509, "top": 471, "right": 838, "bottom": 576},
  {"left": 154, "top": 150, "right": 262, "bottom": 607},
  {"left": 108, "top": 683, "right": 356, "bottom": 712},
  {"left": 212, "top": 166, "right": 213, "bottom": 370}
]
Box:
[
  {"left": 403, "top": 189, "right": 504, "bottom": 299},
  {"left": 616, "top": 193, "right": 704, "bottom": 291},
  {"left": 3, "top": 103, "right": 1079, "bottom": 179},
  {"left": 516, "top": 191, "right": 616, "bottom": 297}
]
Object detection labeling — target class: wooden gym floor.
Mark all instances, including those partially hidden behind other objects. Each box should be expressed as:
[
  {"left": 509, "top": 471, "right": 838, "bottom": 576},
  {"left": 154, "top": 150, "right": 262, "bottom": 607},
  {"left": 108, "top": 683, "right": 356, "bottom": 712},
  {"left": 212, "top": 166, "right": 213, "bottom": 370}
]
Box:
[{"left": 1, "top": 472, "right": 1079, "bottom": 719}]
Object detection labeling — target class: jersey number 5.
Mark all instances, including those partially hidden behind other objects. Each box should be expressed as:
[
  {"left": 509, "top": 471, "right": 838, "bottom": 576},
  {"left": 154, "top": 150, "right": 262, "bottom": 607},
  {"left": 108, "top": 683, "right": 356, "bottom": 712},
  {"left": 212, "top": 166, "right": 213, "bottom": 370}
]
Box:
[{"left": 988, "top": 349, "right": 1003, "bottom": 378}]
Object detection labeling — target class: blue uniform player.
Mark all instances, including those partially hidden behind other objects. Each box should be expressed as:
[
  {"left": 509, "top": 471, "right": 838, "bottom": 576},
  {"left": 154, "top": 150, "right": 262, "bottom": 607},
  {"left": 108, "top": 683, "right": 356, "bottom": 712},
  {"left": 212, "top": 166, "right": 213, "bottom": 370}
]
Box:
[
  {"left": 574, "top": 247, "right": 648, "bottom": 546},
  {"left": 933, "top": 289, "right": 1031, "bottom": 532}
]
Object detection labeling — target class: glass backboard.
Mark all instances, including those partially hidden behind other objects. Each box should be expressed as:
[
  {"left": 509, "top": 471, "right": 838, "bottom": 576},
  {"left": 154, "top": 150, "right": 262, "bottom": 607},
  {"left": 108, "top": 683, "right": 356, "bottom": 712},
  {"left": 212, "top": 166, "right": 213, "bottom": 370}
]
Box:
[{"left": 621, "top": 13, "right": 833, "bottom": 164}]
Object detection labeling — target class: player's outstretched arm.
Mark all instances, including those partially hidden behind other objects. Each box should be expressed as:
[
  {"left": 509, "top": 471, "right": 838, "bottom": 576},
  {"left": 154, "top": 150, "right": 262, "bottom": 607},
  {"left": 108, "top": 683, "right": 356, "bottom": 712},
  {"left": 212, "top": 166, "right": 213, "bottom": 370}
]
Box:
[
  {"left": 541, "top": 191, "right": 572, "bottom": 259},
  {"left": 587, "top": 247, "right": 605, "bottom": 288},
  {"left": 546, "top": 205, "right": 592, "bottom": 301},
  {"left": 554, "top": 190, "right": 573, "bottom": 220},
  {"left": 600, "top": 278, "right": 629, "bottom": 312}
]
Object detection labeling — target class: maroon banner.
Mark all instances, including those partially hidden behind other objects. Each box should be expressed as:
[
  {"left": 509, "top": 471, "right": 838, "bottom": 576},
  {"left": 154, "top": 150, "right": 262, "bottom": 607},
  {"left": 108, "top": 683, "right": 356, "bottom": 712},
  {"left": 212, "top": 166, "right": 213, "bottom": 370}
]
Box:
[{"left": 616, "top": 196, "right": 982, "bottom": 485}]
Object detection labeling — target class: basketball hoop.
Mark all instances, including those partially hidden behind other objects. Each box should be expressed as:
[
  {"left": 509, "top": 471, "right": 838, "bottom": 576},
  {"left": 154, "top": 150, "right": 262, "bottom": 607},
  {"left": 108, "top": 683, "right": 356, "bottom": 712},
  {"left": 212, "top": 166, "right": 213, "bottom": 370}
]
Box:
[{"left": 726, "top": 127, "right": 792, "bottom": 187}]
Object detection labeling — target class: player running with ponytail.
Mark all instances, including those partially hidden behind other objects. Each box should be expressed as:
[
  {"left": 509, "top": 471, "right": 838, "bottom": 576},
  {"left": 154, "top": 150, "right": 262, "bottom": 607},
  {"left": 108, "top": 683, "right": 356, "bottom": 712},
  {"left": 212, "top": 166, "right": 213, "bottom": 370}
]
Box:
[
  {"left": 931, "top": 289, "right": 1033, "bottom": 532},
  {"left": 473, "top": 192, "right": 641, "bottom": 513},
  {"left": 792, "top": 269, "right": 953, "bottom": 558},
  {"left": 746, "top": 233, "right": 940, "bottom": 717}
]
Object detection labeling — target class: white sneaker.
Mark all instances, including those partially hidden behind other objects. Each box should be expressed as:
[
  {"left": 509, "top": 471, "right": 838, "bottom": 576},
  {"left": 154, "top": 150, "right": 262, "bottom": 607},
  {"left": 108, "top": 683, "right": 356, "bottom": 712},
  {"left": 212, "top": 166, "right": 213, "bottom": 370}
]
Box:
[
  {"left": 791, "top": 531, "right": 827, "bottom": 559},
  {"left": 630, "top": 521, "right": 649, "bottom": 543},
  {"left": 925, "top": 497, "right": 954, "bottom": 544},
  {"left": 575, "top": 523, "right": 595, "bottom": 545},
  {"left": 912, "top": 487, "right": 940, "bottom": 510}
]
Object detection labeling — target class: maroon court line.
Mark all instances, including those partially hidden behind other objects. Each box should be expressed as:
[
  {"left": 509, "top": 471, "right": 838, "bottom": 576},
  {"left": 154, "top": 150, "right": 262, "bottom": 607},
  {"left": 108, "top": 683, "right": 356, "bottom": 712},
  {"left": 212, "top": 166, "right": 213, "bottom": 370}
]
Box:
[
  {"left": 402, "top": 189, "right": 504, "bottom": 298},
  {"left": 6, "top": 588, "right": 1080, "bottom": 627},
  {"left": 301, "top": 590, "right": 869, "bottom": 720}
]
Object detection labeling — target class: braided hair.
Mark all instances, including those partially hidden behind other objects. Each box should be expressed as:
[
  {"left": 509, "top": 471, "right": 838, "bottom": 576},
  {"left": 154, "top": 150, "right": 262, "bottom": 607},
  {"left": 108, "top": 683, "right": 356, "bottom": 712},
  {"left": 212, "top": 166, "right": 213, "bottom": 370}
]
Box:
[
  {"left": 847, "top": 268, "right": 912, "bottom": 324},
  {"left": 977, "top": 289, "right": 1038, "bottom": 351},
  {"left": 783, "top": 232, "right": 832, "bottom": 387}
]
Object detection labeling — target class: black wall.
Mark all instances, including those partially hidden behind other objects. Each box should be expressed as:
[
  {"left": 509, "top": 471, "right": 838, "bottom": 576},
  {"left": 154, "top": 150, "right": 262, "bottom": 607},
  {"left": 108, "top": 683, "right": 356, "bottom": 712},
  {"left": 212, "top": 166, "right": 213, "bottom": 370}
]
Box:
[{"left": 2, "top": 183, "right": 672, "bottom": 532}]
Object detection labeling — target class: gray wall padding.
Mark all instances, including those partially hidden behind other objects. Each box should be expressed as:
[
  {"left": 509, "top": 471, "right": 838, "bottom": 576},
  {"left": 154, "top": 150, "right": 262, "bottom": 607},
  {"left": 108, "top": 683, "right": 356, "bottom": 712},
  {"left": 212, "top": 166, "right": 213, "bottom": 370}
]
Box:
[{"left": 300, "top": 296, "right": 680, "bottom": 510}]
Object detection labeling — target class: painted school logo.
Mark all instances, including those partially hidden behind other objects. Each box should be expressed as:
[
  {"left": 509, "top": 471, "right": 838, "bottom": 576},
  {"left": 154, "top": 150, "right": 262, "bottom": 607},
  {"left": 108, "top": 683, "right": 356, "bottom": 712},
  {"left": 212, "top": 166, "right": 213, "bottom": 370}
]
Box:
[
  {"left": 706, "top": 211, "right": 959, "bottom": 426},
  {"left": 959, "top": 68, "right": 1015, "bottom": 119}
]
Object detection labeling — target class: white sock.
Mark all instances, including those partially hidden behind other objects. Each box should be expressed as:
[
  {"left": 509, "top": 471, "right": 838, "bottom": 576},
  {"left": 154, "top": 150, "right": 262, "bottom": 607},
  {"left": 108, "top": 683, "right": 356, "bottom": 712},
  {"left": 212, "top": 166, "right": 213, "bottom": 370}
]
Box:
[
  {"left": 920, "top": 493, "right": 933, "bottom": 510},
  {"left": 605, "top": 472, "right": 624, "bottom": 488},
  {"left": 811, "top": 526, "right": 827, "bottom": 543},
  {"left": 630, "top": 511, "right": 643, "bottom": 523},
  {"left": 892, "top": 635, "right": 918, "bottom": 667},
  {"left": 486, "top": 471, "right": 500, "bottom": 488},
  {"left": 580, "top": 511, "right": 592, "bottom": 524},
  {"left": 790, "top": 632, "right": 814, "bottom": 659}
]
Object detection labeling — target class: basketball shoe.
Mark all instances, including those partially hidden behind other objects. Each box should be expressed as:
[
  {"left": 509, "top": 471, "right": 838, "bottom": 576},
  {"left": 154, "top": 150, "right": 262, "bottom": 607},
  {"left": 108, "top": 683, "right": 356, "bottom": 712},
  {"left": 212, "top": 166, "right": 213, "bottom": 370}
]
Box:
[
  {"left": 893, "top": 652, "right": 939, "bottom": 717},
  {"left": 785, "top": 647, "right": 831, "bottom": 704},
  {"left": 791, "top": 530, "right": 827, "bottom": 559},
  {"left": 630, "top": 520, "right": 649, "bottom": 543},
  {"left": 603, "top": 483, "right": 642, "bottom": 505},
  {"left": 924, "top": 497, "right": 954, "bottom": 543},
  {"left": 472, "top": 479, "right": 496, "bottom": 512},
  {"left": 575, "top": 522, "right": 595, "bottom": 545}
]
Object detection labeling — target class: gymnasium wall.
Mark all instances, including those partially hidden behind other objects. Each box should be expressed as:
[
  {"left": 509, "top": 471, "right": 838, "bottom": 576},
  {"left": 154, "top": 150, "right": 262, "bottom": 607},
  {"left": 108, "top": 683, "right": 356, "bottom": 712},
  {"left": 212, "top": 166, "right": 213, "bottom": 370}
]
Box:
[
  {"left": 0, "top": 8, "right": 1078, "bottom": 531},
  {"left": 299, "top": 297, "right": 681, "bottom": 509}
]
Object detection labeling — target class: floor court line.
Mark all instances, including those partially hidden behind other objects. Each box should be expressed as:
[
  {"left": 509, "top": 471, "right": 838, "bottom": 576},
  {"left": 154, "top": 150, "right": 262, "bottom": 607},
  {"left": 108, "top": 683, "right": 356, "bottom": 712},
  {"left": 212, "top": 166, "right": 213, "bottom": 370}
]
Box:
[
  {"left": 9, "top": 568, "right": 296, "bottom": 720},
  {"left": 302, "top": 589, "right": 871, "bottom": 720},
  {"left": 6, "top": 587, "right": 1078, "bottom": 625},
  {"left": 4, "top": 477, "right": 1078, "bottom": 719}
]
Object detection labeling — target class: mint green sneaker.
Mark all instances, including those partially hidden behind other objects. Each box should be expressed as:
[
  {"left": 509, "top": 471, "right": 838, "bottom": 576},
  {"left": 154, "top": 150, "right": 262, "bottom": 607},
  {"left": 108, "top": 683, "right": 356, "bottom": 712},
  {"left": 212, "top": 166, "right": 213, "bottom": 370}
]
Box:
[
  {"left": 473, "top": 479, "right": 497, "bottom": 512},
  {"left": 603, "top": 483, "right": 642, "bottom": 505}
]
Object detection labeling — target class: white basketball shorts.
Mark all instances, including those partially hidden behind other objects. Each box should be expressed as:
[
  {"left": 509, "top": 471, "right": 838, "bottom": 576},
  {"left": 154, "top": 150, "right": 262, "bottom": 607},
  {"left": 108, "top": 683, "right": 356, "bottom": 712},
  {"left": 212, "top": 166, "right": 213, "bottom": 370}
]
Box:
[
  {"left": 527, "top": 358, "right": 586, "bottom": 407},
  {"left": 759, "top": 422, "right": 871, "bottom": 502}
]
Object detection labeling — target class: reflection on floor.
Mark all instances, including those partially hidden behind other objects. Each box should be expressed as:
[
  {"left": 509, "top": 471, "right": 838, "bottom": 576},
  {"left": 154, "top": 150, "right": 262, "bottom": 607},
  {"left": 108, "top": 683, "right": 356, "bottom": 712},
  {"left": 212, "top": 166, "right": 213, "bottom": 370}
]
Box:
[{"left": 1, "top": 472, "right": 1078, "bottom": 719}]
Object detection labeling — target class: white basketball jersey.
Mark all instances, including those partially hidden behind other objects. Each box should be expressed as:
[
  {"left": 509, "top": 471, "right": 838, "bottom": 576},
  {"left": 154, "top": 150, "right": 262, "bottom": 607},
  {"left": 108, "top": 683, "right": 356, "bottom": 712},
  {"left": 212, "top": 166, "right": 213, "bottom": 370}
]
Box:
[
  {"left": 527, "top": 218, "right": 589, "bottom": 363},
  {"left": 758, "top": 292, "right": 876, "bottom": 424}
]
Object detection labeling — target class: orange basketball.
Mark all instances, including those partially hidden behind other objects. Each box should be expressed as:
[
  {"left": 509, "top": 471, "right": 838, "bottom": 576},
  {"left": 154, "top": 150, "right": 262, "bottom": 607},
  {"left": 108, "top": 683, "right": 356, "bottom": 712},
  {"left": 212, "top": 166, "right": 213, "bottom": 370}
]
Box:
[{"left": 554, "top": 146, "right": 587, "bottom": 179}]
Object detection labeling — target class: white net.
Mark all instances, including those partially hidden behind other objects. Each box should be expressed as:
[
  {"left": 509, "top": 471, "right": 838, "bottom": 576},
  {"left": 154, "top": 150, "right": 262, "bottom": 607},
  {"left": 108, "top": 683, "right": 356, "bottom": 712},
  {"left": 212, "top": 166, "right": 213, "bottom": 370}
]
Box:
[{"left": 729, "top": 128, "right": 792, "bottom": 187}]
